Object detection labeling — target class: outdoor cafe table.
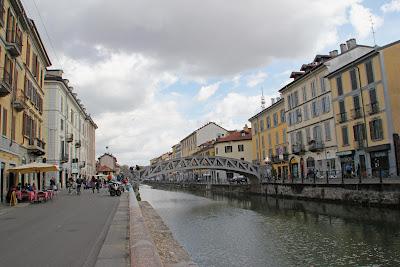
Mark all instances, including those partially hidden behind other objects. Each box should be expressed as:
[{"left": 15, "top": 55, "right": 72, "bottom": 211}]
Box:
[{"left": 15, "top": 191, "right": 35, "bottom": 202}]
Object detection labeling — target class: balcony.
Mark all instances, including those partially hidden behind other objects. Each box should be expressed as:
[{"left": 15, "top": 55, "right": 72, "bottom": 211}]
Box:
[
  {"left": 351, "top": 108, "right": 363, "bottom": 120},
  {"left": 308, "top": 140, "right": 324, "bottom": 152},
  {"left": 367, "top": 102, "right": 380, "bottom": 115},
  {"left": 61, "top": 152, "right": 69, "bottom": 163},
  {"left": 292, "top": 143, "right": 305, "bottom": 155},
  {"left": 5, "top": 29, "right": 22, "bottom": 57},
  {"left": 12, "top": 90, "right": 28, "bottom": 112},
  {"left": 75, "top": 140, "right": 81, "bottom": 148},
  {"left": 336, "top": 112, "right": 347, "bottom": 124},
  {"left": 0, "top": 69, "right": 12, "bottom": 96},
  {"left": 355, "top": 139, "right": 367, "bottom": 150},
  {"left": 271, "top": 154, "right": 289, "bottom": 163},
  {"left": 27, "top": 138, "right": 46, "bottom": 156},
  {"left": 66, "top": 133, "right": 73, "bottom": 143}
]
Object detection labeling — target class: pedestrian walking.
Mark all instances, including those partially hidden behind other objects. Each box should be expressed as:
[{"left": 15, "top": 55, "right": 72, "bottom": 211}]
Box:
[
  {"left": 95, "top": 178, "right": 100, "bottom": 193},
  {"left": 91, "top": 176, "right": 96, "bottom": 193}
]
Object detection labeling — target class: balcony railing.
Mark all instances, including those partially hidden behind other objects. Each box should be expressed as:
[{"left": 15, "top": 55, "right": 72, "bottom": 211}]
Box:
[
  {"left": 271, "top": 154, "right": 289, "bottom": 163},
  {"left": 367, "top": 102, "right": 380, "bottom": 115},
  {"left": 61, "top": 152, "right": 69, "bottom": 163},
  {"left": 336, "top": 112, "right": 347, "bottom": 123},
  {"left": 0, "top": 69, "right": 12, "bottom": 96},
  {"left": 351, "top": 108, "right": 363, "bottom": 120},
  {"left": 5, "top": 29, "right": 22, "bottom": 57},
  {"left": 308, "top": 140, "right": 324, "bottom": 152},
  {"left": 66, "top": 133, "right": 73, "bottom": 143},
  {"left": 13, "top": 89, "right": 28, "bottom": 111},
  {"left": 355, "top": 139, "right": 367, "bottom": 150},
  {"left": 292, "top": 143, "right": 305, "bottom": 155},
  {"left": 27, "top": 138, "right": 46, "bottom": 156},
  {"left": 75, "top": 140, "right": 81, "bottom": 148}
]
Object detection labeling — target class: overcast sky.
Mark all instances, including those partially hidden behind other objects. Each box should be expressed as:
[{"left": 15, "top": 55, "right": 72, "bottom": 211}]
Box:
[{"left": 22, "top": 0, "right": 400, "bottom": 165}]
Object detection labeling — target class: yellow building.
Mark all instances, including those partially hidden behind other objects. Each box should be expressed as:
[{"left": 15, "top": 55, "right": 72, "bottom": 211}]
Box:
[
  {"left": 0, "top": 0, "right": 51, "bottom": 202},
  {"left": 327, "top": 40, "right": 400, "bottom": 178},
  {"left": 249, "top": 98, "right": 289, "bottom": 178}
]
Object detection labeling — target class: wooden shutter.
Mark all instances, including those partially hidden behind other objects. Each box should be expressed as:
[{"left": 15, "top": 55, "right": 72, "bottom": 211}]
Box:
[
  {"left": 11, "top": 115, "right": 15, "bottom": 141},
  {"left": 2, "top": 108, "right": 7, "bottom": 136},
  {"left": 26, "top": 40, "right": 31, "bottom": 67}
]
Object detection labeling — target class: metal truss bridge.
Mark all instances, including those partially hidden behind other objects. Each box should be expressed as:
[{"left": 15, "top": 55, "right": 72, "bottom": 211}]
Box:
[{"left": 138, "top": 156, "right": 261, "bottom": 183}]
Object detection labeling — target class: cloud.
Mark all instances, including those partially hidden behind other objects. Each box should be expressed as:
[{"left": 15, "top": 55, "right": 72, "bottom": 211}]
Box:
[
  {"left": 203, "top": 92, "right": 277, "bottom": 130},
  {"left": 246, "top": 71, "right": 268, "bottom": 87},
  {"left": 349, "top": 1, "right": 384, "bottom": 39},
  {"left": 381, "top": 0, "right": 400, "bottom": 13},
  {"left": 196, "top": 82, "right": 221, "bottom": 101},
  {"left": 26, "top": 0, "right": 359, "bottom": 76}
]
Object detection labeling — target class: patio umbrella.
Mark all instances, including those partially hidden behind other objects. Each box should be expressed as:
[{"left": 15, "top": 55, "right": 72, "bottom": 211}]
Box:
[{"left": 8, "top": 162, "right": 59, "bottom": 174}]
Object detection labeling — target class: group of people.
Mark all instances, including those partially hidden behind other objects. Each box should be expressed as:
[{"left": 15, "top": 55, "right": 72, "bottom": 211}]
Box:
[{"left": 67, "top": 175, "right": 102, "bottom": 194}]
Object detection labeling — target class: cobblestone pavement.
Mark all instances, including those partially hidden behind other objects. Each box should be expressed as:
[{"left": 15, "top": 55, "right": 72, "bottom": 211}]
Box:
[{"left": 0, "top": 189, "right": 119, "bottom": 267}]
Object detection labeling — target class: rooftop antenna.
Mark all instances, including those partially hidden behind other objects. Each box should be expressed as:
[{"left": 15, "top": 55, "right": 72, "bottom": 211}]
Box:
[
  {"left": 261, "top": 87, "right": 266, "bottom": 110},
  {"left": 370, "top": 15, "right": 377, "bottom": 46}
]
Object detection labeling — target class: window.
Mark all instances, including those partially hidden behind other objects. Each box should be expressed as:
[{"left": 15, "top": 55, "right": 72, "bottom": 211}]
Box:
[
  {"left": 342, "top": 126, "right": 349, "bottom": 146},
  {"left": 11, "top": 115, "right": 15, "bottom": 141},
  {"left": 283, "top": 129, "right": 287, "bottom": 143},
  {"left": 369, "top": 88, "right": 377, "bottom": 104},
  {"left": 260, "top": 119, "right": 265, "bottom": 131},
  {"left": 313, "top": 125, "right": 322, "bottom": 141},
  {"left": 321, "top": 96, "right": 330, "bottom": 113},
  {"left": 268, "top": 133, "right": 271, "bottom": 146},
  {"left": 306, "top": 127, "right": 311, "bottom": 143},
  {"left": 324, "top": 121, "right": 331, "bottom": 141},
  {"left": 61, "top": 119, "right": 64, "bottom": 131},
  {"left": 304, "top": 104, "right": 309, "bottom": 121},
  {"left": 336, "top": 76, "right": 343, "bottom": 96},
  {"left": 238, "top": 144, "right": 244, "bottom": 152},
  {"left": 353, "top": 123, "right": 366, "bottom": 141},
  {"left": 311, "top": 80, "right": 317, "bottom": 97},
  {"left": 311, "top": 101, "right": 319, "bottom": 117},
  {"left": 365, "top": 61, "right": 374, "bottom": 84},
  {"left": 294, "top": 109, "right": 301, "bottom": 123},
  {"left": 294, "top": 91, "right": 299, "bottom": 107},
  {"left": 320, "top": 77, "right": 326, "bottom": 93},
  {"left": 266, "top": 116, "right": 271, "bottom": 128},
  {"left": 26, "top": 40, "right": 31, "bottom": 68},
  {"left": 273, "top": 113, "right": 278, "bottom": 127},
  {"left": 350, "top": 69, "right": 358, "bottom": 90},
  {"left": 280, "top": 110, "right": 285, "bottom": 123},
  {"left": 2, "top": 108, "right": 7, "bottom": 136},
  {"left": 370, "top": 119, "right": 383, "bottom": 140},
  {"left": 275, "top": 131, "right": 279, "bottom": 144},
  {"left": 302, "top": 86, "right": 307, "bottom": 102}
]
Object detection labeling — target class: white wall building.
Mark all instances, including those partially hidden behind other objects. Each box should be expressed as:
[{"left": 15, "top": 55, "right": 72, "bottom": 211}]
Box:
[{"left": 44, "top": 70, "right": 97, "bottom": 187}]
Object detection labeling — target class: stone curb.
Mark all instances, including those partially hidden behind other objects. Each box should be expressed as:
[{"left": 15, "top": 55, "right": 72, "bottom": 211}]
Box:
[{"left": 129, "top": 191, "right": 163, "bottom": 267}]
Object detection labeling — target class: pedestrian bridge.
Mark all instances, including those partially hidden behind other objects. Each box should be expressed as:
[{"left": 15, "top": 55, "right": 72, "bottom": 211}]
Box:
[{"left": 139, "top": 156, "right": 261, "bottom": 183}]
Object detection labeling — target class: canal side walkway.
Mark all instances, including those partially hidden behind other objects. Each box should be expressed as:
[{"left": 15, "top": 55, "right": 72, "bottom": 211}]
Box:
[{"left": 96, "top": 189, "right": 197, "bottom": 267}]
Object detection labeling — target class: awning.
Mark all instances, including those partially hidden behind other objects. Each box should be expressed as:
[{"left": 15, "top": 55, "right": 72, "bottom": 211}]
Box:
[{"left": 8, "top": 162, "right": 59, "bottom": 174}]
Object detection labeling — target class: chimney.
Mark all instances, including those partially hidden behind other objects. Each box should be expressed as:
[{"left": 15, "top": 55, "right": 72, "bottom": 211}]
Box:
[
  {"left": 340, "top": 43, "right": 348, "bottom": 54},
  {"left": 329, "top": 50, "right": 339, "bottom": 57},
  {"left": 346, "top": 38, "right": 357, "bottom": 50},
  {"left": 271, "top": 98, "right": 275, "bottom": 104}
]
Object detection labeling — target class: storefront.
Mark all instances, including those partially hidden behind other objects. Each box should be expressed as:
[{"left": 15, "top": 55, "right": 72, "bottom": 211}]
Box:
[{"left": 367, "top": 144, "right": 391, "bottom": 178}]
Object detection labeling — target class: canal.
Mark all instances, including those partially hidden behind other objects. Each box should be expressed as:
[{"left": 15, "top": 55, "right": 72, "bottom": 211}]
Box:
[{"left": 140, "top": 185, "right": 400, "bottom": 267}]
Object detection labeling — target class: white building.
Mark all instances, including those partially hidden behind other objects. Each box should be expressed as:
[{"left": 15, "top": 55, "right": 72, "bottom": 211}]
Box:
[{"left": 44, "top": 70, "right": 97, "bottom": 187}]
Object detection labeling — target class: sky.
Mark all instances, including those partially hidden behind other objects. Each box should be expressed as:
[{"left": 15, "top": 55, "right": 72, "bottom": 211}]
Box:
[{"left": 21, "top": 0, "right": 400, "bottom": 166}]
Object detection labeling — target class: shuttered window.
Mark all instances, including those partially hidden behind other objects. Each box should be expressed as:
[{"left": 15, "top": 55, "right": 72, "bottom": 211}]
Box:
[
  {"left": 370, "top": 119, "right": 383, "bottom": 140},
  {"left": 365, "top": 61, "right": 374, "bottom": 84},
  {"left": 350, "top": 69, "right": 358, "bottom": 90},
  {"left": 2, "top": 108, "right": 7, "bottom": 136},
  {"left": 336, "top": 76, "right": 343, "bottom": 96}
]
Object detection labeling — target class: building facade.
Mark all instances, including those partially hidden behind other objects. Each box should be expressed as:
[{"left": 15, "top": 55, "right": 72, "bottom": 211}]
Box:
[
  {"left": 97, "top": 153, "right": 118, "bottom": 175},
  {"left": 0, "top": 0, "right": 51, "bottom": 202},
  {"left": 249, "top": 99, "right": 289, "bottom": 179},
  {"left": 180, "top": 122, "right": 227, "bottom": 157},
  {"left": 279, "top": 40, "right": 374, "bottom": 180},
  {"left": 327, "top": 40, "right": 400, "bottom": 178},
  {"left": 44, "top": 69, "right": 97, "bottom": 187}
]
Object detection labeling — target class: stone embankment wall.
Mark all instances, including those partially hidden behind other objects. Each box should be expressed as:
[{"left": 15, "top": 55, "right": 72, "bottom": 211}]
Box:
[{"left": 262, "top": 184, "right": 400, "bottom": 207}]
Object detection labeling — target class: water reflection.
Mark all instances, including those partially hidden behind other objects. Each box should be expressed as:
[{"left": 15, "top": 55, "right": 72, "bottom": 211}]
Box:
[{"left": 140, "top": 185, "right": 400, "bottom": 267}]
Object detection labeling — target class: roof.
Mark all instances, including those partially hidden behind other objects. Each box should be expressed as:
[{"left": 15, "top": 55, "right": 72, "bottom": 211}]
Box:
[
  {"left": 98, "top": 153, "right": 117, "bottom": 161},
  {"left": 180, "top": 122, "right": 227, "bottom": 142},
  {"left": 215, "top": 130, "right": 252, "bottom": 143},
  {"left": 96, "top": 165, "right": 113, "bottom": 172},
  {"left": 248, "top": 98, "right": 284, "bottom": 121},
  {"left": 325, "top": 40, "right": 400, "bottom": 78}
]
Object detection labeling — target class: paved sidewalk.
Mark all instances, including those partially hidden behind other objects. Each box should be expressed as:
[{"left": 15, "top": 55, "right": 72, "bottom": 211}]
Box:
[{"left": 95, "top": 192, "right": 130, "bottom": 267}]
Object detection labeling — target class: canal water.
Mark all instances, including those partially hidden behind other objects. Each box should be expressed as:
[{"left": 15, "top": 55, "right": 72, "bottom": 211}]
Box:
[{"left": 140, "top": 185, "right": 400, "bottom": 267}]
